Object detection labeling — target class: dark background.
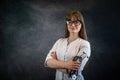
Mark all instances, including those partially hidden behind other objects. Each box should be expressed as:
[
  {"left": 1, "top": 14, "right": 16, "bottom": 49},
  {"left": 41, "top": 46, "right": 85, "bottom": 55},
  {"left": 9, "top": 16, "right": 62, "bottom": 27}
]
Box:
[{"left": 0, "top": 0, "right": 119, "bottom": 80}]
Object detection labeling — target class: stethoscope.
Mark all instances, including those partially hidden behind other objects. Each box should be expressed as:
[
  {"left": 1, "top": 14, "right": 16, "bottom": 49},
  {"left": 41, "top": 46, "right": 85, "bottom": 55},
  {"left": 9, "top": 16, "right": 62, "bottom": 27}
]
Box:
[
  {"left": 68, "top": 52, "right": 87, "bottom": 80},
  {"left": 62, "top": 51, "right": 87, "bottom": 80}
]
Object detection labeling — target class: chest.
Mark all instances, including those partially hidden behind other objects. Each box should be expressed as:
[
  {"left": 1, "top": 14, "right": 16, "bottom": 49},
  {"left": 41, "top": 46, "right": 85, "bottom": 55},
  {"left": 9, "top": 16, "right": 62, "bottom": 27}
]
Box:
[{"left": 56, "top": 40, "right": 81, "bottom": 61}]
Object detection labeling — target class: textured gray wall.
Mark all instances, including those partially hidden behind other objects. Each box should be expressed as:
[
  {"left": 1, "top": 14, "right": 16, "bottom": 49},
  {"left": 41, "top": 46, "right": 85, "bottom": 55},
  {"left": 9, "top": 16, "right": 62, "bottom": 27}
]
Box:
[{"left": 0, "top": 0, "right": 119, "bottom": 80}]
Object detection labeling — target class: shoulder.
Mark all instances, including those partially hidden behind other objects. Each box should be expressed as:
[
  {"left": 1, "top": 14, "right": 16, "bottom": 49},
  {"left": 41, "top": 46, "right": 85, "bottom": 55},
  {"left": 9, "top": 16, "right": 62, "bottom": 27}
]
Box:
[
  {"left": 80, "top": 38, "right": 90, "bottom": 46},
  {"left": 55, "top": 37, "right": 67, "bottom": 43},
  {"left": 57, "top": 37, "right": 67, "bottom": 42}
]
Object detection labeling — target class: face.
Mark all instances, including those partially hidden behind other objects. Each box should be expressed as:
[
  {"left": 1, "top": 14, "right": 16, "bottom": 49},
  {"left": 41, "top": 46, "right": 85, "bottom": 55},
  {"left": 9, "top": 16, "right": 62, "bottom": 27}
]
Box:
[{"left": 66, "top": 20, "right": 82, "bottom": 34}]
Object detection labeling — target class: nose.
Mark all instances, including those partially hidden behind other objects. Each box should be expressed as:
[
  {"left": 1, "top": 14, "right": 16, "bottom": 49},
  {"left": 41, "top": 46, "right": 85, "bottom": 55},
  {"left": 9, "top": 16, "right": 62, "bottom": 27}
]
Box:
[{"left": 71, "top": 23, "right": 76, "bottom": 26}]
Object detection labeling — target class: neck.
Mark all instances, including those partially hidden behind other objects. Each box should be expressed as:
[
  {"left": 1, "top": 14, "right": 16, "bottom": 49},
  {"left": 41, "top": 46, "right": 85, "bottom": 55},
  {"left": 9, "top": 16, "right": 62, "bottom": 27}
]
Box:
[{"left": 68, "top": 33, "right": 79, "bottom": 44}]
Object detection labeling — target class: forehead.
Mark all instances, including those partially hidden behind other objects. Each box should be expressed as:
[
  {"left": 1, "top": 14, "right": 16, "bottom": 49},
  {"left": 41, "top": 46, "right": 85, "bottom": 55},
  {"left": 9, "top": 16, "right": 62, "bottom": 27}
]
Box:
[
  {"left": 70, "top": 17, "right": 78, "bottom": 21},
  {"left": 67, "top": 15, "right": 79, "bottom": 21}
]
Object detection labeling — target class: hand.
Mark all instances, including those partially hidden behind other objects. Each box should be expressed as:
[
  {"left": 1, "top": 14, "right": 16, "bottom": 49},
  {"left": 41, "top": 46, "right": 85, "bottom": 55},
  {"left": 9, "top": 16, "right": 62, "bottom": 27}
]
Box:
[
  {"left": 65, "top": 59, "right": 80, "bottom": 70},
  {"left": 51, "top": 52, "right": 57, "bottom": 59}
]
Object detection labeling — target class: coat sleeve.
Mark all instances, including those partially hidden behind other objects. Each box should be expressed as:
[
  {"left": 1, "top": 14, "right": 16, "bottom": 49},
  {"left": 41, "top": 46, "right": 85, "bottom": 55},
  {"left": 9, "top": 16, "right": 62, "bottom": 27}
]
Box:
[
  {"left": 78, "top": 41, "right": 91, "bottom": 70},
  {"left": 44, "top": 39, "right": 61, "bottom": 67}
]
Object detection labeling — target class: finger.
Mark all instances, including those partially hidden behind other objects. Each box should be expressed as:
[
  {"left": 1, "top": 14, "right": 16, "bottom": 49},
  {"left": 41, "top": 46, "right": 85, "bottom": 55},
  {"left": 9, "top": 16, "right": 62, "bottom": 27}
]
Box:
[
  {"left": 75, "top": 61, "right": 80, "bottom": 64},
  {"left": 73, "top": 65, "right": 80, "bottom": 69},
  {"left": 73, "top": 61, "right": 80, "bottom": 65},
  {"left": 72, "top": 68, "right": 78, "bottom": 70},
  {"left": 51, "top": 52, "right": 57, "bottom": 59},
  {"left": 73, "top": 63, "right": 80, "bottom": 66}
]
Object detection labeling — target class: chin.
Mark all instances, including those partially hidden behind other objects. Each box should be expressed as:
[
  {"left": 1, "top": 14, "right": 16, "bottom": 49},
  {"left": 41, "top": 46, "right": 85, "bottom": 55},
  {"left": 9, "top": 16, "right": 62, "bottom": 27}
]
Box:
[
  {"left": 71, "top": 31, "right": 79, "bottom": 33},
  {"left": 69, "top": 29, "right": 79, "bottom": 33}
]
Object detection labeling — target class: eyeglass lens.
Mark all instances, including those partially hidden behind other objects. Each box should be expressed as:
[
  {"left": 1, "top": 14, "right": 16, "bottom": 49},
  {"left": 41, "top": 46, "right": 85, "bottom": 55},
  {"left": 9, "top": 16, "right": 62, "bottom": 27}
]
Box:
[{"left": 66, "top": 20, "right": 81, "bottom": 25}]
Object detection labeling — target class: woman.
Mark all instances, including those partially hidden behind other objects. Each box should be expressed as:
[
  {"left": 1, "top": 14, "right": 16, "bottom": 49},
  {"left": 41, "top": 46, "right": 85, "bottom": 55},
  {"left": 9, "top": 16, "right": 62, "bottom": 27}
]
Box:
[{"left": 44, "top": 10, "right": 91, "bottom": 80}]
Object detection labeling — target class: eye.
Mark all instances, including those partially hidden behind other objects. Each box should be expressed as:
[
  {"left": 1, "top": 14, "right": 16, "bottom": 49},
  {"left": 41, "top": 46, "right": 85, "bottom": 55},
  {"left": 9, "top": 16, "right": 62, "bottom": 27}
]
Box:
[
  {"left": 75, "top": 21, "right": 81, "bottom": 25},
  {"left": 66, "top": 21, "right": 72, "bottom": 24}
]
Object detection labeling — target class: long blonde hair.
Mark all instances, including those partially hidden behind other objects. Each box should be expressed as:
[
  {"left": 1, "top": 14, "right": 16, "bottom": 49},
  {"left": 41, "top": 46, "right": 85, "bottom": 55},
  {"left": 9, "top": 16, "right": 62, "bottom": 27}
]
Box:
[{"left": 64, "top": 11, "right": 88, "bottom": 40}]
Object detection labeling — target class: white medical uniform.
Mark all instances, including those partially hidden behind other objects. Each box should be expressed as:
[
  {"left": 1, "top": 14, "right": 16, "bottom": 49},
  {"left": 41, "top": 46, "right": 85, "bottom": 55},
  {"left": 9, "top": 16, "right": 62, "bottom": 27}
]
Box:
[{"left": 44, "top": 38, "right": 91, "bottom": 80}]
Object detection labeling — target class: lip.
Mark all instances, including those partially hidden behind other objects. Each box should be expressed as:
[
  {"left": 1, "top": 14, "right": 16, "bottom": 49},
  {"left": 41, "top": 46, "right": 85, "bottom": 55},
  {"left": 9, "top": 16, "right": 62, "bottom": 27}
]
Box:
[{"left": 71, "top": 27, "right": 76, "bottom": 30}]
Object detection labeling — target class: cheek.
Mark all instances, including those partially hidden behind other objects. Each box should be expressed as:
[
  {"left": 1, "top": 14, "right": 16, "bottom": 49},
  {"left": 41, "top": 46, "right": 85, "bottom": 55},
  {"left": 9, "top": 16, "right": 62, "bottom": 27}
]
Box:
[
  {"left": 67, "top": 26, "right": 71, "bottom": 30},
  {"left": 77, "top": 25, "right": 81, "bottom": 31}
]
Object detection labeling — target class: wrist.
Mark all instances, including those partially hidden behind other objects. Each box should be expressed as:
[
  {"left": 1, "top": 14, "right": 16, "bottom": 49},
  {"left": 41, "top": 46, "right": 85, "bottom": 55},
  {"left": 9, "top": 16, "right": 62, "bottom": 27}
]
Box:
[{"left": 63, "top": 61, "right": 68, "bottom": 69}]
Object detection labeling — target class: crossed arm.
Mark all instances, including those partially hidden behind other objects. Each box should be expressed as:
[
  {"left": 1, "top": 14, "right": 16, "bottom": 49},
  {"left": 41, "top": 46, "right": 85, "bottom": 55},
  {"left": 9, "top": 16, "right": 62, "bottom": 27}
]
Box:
[{"left": 46, "top": 52, "right": 80, "bottom": 74}]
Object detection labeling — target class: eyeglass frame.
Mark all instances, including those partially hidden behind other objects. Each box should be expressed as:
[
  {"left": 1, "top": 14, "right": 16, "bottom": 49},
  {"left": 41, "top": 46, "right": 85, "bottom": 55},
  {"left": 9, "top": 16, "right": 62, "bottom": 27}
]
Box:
[{"left": 66, "top": 20, "right": 81, "bottom": 26}]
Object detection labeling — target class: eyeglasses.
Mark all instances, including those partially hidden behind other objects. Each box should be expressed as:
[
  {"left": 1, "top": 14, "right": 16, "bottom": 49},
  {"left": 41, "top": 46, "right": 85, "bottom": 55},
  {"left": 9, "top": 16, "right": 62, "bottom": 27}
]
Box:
[{"left": 66, "top": 20, "right": 81, "bottom": 26}]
